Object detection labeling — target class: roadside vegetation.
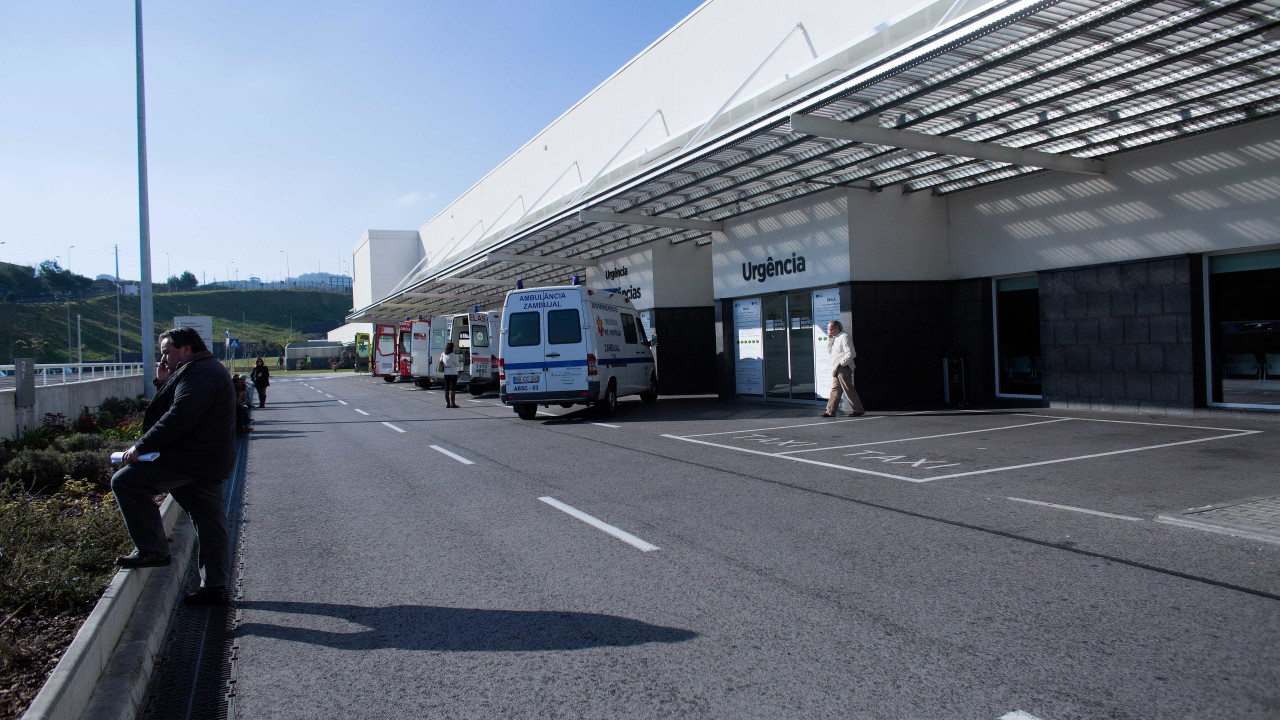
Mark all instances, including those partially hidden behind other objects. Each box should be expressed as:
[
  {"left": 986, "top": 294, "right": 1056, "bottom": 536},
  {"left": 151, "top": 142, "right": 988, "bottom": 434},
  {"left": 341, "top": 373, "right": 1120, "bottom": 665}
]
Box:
[
  {"left": 0, "top": 398, "right": 146, "bottom": 717},
  {"left": 0, "top": 260, "right": 353, "bottom": 364}
]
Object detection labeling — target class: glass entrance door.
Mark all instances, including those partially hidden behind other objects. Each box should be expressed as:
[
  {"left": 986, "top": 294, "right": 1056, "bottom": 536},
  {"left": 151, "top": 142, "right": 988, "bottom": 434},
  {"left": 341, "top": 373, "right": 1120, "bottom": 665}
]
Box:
[{"left": 762, "top": 291, "right": 817, "bottom": 401}]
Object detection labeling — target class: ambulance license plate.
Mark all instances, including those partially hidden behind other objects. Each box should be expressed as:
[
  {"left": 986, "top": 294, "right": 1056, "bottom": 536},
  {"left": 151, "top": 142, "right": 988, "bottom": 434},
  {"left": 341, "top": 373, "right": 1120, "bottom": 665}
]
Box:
[{"left": 512, "top": 374, "right": 540, "bottom": 384}]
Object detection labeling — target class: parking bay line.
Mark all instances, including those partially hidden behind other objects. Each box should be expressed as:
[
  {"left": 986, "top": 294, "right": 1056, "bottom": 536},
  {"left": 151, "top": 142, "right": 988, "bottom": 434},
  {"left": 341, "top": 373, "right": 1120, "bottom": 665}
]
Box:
[
  {"left": 538, "top": 496, "right": 659, "bottom": 552},
  {"left": 662, "top": 434, "right": 923, "bottom": 482},
  {"left": 1008, "top": 496, "right": 1143, "bottom": 522},
  {"left": 382, "top": 422, "right": 406, "bottom": 433},
  {"left": 430, "top": 445, "right": 474, "bottom": 465},
  {"left": 776, "top": 417, "right": 1073, "bottom": 455},
  {"left": 681, "top": 415, "right": 883, "bottom": 438}
]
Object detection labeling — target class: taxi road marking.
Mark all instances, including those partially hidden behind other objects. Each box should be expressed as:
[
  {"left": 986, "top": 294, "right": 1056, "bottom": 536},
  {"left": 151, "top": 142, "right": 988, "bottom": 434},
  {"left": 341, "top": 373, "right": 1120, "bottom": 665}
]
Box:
[{"left": 538, "top": 496, "right": 659, "bottom": 552}]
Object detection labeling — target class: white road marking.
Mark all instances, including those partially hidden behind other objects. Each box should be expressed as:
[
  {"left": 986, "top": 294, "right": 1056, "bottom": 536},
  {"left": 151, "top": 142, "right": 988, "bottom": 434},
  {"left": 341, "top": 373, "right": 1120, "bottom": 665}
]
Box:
[
  {"left": 1000, "top": 712, "right": 1045, "bottom": 720},
  {"left": 338, "top": 400, "right": 348, "bottom": 405},
  {"left": 430, "top": 445, "right": 474, "bottom": 465},
  {"left": 537, "top": 410, "right": 560, "bottom": 417},
  {"left": 682, "top": 415, "right": 882, "bottom": 438},
  {"left": 467, "top": 399, "right": 485, "bottom": 403},
  {"left": 538, "top": 496, "right": 659, "bottom": 552},
  {"left": 922, "top": 430, "right": 1262, "bottom": 481},
  {"left": 355, "top": 409, "right": 370, "bottom": 416},
  {"left": 324, "top": 394, "right": 333, "bottom": 398},
  {"left": 776, "top": 418, "right": 1072, "bottom": 455},
  {"left": 382, "top": 422, "right": 406, "bottom": 433},
  {"left": 1028, "top": 413, "right": 1252, "bottom": 433},
  {"left": 662, "top": 434, "right": 922, "bottom": 481},
  {"left": 1008, "top": 497, "right": 1143, "bottom": 522},
  {"left": 590, "top": 422, "right": 620, "bottom": 428}
]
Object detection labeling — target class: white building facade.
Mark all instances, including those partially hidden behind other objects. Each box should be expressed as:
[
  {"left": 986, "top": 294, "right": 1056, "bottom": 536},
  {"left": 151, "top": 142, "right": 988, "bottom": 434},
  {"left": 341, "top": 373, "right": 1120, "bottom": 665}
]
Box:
[{"left": 350, "top": 0, "right": 1280, "bottom": 411}]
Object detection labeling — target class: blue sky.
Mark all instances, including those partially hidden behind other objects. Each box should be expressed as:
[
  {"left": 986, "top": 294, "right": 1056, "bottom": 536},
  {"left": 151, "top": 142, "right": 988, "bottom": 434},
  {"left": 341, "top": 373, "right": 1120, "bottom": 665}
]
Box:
[{"left": 0, "top": 1, "right": 704, "bottom": 284}]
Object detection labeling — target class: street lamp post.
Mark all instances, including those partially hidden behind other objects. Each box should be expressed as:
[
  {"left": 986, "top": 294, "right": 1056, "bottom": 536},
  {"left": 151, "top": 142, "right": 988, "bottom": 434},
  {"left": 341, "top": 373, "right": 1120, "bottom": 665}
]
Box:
[{"left": 68, "top": 245, "right": 75, "bottom": 273}]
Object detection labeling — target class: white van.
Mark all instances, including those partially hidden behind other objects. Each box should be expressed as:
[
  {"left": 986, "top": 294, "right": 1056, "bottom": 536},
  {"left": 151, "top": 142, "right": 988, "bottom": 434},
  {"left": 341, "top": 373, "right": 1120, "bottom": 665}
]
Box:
[
  {"left": 499, "top": 285, "right": 657, "bottom": 419},
  {"left": 466, "top": 311, "right": 502, "bottom": 395},
  {"left": 414, "top": 314, "right": 471, "bottom": 389}
]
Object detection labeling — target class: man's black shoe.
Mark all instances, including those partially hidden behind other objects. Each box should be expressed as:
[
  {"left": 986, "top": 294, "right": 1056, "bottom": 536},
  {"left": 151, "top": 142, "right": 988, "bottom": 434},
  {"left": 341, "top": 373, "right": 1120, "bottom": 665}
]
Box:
[
  {"left": 183, "top": 586, "right": 229, "bottom": 606},
  {"left": 115, "top": 550, "right": 172, "bottom": 568}
]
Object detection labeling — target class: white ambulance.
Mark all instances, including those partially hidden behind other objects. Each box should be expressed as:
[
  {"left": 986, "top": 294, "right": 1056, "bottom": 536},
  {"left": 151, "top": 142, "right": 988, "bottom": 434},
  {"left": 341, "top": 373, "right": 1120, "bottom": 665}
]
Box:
[
  {"left": 465, "top": 311, "right": 502, "bottom": 395},
  {"left": 499, "top": 285, "right": 657, "bottom": 419}
]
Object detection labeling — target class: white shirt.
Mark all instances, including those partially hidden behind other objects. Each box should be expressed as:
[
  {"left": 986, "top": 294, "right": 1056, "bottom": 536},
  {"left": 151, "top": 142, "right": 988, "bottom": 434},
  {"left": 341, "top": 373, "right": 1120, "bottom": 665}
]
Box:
[
  {"left": 827, "top": 331, "right": 855, "bottom": 370},
  {"left": 441, "top": 352, "right": 460, "bottom": 374}
]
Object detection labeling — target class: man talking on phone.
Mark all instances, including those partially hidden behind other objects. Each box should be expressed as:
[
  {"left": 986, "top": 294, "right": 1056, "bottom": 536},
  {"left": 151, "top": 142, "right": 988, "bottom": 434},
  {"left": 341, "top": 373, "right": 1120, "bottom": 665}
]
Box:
[{"left": 111, "top": 327, "right": 237, "bottom": 605}]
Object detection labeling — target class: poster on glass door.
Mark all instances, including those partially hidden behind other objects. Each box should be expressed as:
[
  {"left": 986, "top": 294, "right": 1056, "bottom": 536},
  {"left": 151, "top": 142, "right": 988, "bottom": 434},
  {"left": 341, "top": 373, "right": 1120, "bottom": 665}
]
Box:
[
  {"left": 733, "top": 298, "right": 763, "bottom": 395},
  {"left": 811, "top": 288, "right": 841, "bottom": 399}
]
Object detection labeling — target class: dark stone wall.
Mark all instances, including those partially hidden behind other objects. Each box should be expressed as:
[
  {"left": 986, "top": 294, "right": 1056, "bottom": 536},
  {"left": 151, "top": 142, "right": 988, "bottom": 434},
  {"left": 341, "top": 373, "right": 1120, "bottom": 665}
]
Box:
[
  {"left": 1039, "top": 256, "right": 1198, "bottom": 409},
  {"left": 849, "top": 280, "right": 995, "bottom": 409},
  {"left": 652, "top": 306, "right": 717, "bottom": 395}
]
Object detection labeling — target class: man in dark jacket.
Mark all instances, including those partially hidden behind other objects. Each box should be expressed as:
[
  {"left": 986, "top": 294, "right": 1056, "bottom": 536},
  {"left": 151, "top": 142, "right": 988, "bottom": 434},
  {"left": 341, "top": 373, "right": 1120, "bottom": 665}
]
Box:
[{"left": 111, "top": 327, "right": 237, "bottom": 605}]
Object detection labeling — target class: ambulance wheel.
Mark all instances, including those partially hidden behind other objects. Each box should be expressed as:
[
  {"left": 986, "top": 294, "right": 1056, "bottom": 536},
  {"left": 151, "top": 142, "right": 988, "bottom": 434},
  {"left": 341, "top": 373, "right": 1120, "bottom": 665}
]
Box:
[
  {"left": 414, "top": 377, "right": 431, "bottom": 389},
  {"left": 469, "top": 383, "right": 486, "bottom": 396},
  {"left": 515, "top": 404, "right": 537, "bottom": 420},
  {"left": 640, "top": 373, "right": 658, "bottom": 403},
  {"left": 598, "top": 381, "right": 618, "bottom": 417},
  {"left": 382, "top": 376, "right": 396, "bottom": 383}
]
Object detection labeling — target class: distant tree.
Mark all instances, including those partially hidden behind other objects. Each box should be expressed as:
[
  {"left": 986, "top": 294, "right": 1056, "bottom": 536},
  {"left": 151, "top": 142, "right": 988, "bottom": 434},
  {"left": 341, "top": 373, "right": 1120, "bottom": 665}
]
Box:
[
  {"left": 177, "top": 271, "right": 198, "bottom": 291},
  {"left": 38, "top": 260, "right": 90, "bottom": 297}
]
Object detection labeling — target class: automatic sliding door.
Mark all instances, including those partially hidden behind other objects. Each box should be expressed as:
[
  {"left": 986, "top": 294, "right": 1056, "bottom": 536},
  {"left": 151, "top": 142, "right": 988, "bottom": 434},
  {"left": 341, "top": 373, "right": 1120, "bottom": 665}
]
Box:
[
  {"left": 787, "top": 291, "right": 815, "bottom": 399},
  {"left": 763, "top": 294, "right": 790, "bottom": 400}
]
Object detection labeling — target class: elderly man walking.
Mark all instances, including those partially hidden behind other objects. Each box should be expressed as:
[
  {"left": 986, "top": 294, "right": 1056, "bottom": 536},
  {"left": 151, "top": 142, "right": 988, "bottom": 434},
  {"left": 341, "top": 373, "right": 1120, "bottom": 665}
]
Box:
[
  {"left": 111, "top": 327, "right": 237, "bottom": 605},
  {"left": 820, "top": 319, "right": 865, "bottom": 418}
]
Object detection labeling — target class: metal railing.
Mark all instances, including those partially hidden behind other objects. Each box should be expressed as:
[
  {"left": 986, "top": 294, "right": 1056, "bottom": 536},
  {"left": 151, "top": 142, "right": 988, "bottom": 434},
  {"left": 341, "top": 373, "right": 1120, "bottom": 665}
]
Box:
[{"left": 0, "top": 362, "right": 145, "bottom": 388}]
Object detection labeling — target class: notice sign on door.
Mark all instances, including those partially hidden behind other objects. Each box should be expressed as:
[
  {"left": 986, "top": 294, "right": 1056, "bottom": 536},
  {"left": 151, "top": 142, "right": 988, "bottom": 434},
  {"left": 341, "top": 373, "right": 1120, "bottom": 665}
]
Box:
[
  {"left": 811, "top": 288, "right": 842, "bottom": 399},
  {"left": 734, "top": 298, "right": 763, "bottom": 395}
]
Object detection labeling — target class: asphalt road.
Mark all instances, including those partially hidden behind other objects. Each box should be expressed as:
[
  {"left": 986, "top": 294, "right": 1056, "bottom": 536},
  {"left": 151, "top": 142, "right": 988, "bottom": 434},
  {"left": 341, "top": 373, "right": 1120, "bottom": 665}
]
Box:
[{"left": 231, "top": 374, "right": 1280, "bottom": 719}]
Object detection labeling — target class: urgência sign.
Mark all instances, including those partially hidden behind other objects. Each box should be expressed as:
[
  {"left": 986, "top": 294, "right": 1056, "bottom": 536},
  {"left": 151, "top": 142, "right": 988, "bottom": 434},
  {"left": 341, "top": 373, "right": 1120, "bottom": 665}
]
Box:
[{"left": 742, "top": 252, "right": 806, "bottom": 283}]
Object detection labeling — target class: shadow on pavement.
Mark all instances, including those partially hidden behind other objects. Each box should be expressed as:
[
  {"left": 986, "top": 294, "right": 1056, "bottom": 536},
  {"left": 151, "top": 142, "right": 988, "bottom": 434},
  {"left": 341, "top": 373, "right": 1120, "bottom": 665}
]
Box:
[{"left": 235, "top": 601, "right": 697, "bottom": 652}]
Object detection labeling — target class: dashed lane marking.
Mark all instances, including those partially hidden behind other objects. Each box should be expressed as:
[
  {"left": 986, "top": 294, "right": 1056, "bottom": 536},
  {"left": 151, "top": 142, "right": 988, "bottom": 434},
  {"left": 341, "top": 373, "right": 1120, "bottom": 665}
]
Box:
[
  {"left": 590, "top": 422, "right": 620, "bottom": 428},
  {"left": 430, "top": 445, "right": 474, "bottom": 465},
  {"left": 338, "top": 400, "right": 348, "bottom": 405},
  {"left": 325, "top": 394, "right": 333, "bottom": 398},
  {"left": 355, "top": 409, "right": 370, "bottom": 416},
  {"left": 1008, "top": 497, "right": 1143, "bottom": 522},
  {"left": 538, "top": 496, "right": 659, "bottom": 552},
  {"left": 1000, "top": 712, "right": 1046, "bottom": 720},
  {"left": 382, "top": 422, "right": 406, "bottom": 433}
]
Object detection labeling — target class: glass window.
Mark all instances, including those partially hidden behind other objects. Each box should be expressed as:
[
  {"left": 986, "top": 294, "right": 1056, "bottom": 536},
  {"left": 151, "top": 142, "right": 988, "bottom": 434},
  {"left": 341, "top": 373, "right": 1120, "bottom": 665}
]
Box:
[
  {"left": 398, "top": 333, "right": 411, "bottom": 354},
  {"left": 507, "top": 312, "right": 540, "bottom": 347},
  {"left": 548, "top": 309, "right": 582, "bottom": 345},
  {"left": 431, "top": 328, "right": 448, "bottom": 346},
  {"left": 995, "top": 276, "right": 1041, "bottom": 397},
  {"left": 471, "top": 324, "right": 489, "bottom": 348},
  {"left": 377, "top": 335, "right": 394, "bottom": 354},
  {"left": 1209, "top": 250, "right": 1280, "bottom": 407},
  {"left": 621, "top": 314, "right": 638, "bottom": 344}
]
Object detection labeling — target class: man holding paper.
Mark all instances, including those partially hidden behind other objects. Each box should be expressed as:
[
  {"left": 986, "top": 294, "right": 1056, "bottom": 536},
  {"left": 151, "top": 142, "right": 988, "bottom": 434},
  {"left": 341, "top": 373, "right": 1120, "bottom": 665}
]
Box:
[{"left": 111, "top": 327, "right": 237, "bottom": 605}]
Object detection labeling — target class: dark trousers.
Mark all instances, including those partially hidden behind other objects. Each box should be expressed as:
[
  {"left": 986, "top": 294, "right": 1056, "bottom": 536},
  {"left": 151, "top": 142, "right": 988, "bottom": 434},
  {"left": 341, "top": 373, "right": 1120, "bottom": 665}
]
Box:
[
  {"left": 255, "top": 385, "right": 267, "bottom": 406},
  {"left": 825, "top": 365, "right": 865, "bottom": 415},
  {"left": 111, "top": 462, "right": 230, "bottom": 588}
]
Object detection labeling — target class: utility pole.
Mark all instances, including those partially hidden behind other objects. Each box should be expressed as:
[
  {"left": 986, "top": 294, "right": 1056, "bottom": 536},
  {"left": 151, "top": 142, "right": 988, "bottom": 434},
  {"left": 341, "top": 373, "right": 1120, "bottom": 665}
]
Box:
[
  {"left": 136, "top": 0, "right": 156, "bottom": 396},
  {"left": 115, "top": 244, "right": 122, "bottom": 363},
  {"left": 66, "top": 300, "right": 72, "bottom": 363},
  {"left": 77, "top": 314, "right": 82, "bottom": 365}
]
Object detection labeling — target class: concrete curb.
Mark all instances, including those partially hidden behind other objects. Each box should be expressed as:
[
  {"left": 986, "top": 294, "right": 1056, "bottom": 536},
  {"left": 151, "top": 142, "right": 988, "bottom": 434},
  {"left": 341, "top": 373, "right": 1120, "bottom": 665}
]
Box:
[{"left": 20, "top": 496, "right": 193, "bottom": 720}]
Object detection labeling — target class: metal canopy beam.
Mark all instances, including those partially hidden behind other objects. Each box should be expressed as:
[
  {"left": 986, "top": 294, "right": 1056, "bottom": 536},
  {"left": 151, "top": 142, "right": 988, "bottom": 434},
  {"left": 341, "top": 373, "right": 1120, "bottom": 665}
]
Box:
[
  {"left": 435, "top": 277, "right": 514, "bottom": 287},
  {"left": 788, "top": 114, "right": 1106, "bottom": 176},
  {"left": 578, "top": 209, "right": 724, "bottom": 232},
  {"left": 485, "top": 251, "right": 598, "bottom": 267},
  {"left": 405, "top": 291, "right": 499, "bottom": 300}
]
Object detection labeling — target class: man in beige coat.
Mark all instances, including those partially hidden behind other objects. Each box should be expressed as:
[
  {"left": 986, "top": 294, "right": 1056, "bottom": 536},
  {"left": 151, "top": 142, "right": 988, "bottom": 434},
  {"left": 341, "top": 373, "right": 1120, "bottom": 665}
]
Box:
[{"left": 820, "top": 320, "right": 865, "bottom": 418}]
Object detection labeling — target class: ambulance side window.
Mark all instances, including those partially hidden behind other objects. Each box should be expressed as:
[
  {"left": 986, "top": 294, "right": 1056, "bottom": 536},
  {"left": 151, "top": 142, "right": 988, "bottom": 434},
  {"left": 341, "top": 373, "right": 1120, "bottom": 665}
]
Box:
[
  {"left": 508, "top": 312, "right": 540, "bottom": 347},
  {"left": 634, "top": 316, "right": 650, "bottom": 346},
  {"left": 547, "top": 309, "right": 582, "bottom": 345},
  {"left": 621, "top": 314, "right": 638, "bottom": 345},
  {"left": 471, "top": 325, "right": 489, "bottom": 348}
]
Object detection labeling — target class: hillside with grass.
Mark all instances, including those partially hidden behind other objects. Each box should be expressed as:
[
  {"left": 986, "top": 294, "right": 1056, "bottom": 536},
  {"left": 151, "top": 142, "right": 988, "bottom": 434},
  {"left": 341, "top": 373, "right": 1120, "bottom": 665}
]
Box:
[{"left": 0, "top": 289, "right": 355, "bottom": 363}]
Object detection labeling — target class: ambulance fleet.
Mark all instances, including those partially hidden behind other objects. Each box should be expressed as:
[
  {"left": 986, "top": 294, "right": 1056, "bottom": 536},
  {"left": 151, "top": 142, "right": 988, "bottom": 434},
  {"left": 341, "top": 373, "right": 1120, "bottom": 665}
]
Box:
[{"left": 370, "top": 285, "right": 657, "bottom": 418}]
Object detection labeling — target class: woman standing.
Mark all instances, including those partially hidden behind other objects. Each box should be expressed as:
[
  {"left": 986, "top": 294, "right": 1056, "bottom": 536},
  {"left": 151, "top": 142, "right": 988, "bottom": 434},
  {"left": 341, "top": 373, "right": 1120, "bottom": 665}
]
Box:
[
  {"left": 250, "top": 357, "right": 271, "bottom": 408},
  {"left": 441, "top": 342, "right": 460, "bottom": 408}
]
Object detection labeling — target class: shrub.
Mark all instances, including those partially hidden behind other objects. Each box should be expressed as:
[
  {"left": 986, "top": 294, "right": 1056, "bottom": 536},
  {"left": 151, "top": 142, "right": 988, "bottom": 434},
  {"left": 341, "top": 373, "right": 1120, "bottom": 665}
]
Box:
[
  {"left": 71, "top": 406, "right": 99, "bottom": 434},
  {"left": 4, "top": 450, "right": 69, "bottom": 494},
  {"left": 98, "top": 396, "right": 148, "bottom": 429},
  {"left": 0, "top": 481, "right": 132, "bottom": 613},
  {"left": 42, "top": 413, "right": 69, "bottom": 434},
  {"left": 54, "top": 433, "right": 109, "bottom": 453}
]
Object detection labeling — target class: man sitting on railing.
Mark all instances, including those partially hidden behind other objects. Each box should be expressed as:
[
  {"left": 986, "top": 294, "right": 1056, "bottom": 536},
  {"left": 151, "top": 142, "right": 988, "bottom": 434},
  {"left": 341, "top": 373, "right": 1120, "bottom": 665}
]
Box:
[{"left": 110, "top": 327, "right": 236, "bottom": 606}]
